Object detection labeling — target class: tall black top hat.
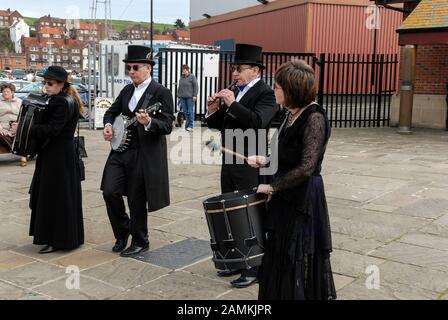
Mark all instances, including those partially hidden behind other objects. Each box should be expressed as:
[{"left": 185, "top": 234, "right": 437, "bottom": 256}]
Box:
[
  {"left": 43, "top": 66, "right": 68, "bottom": 83},
  {"left": 123, "top": 45, "right": 155, "bottom": 66},
  {"left": 232, "top": 43, "right": 264, "bottom": 69}
]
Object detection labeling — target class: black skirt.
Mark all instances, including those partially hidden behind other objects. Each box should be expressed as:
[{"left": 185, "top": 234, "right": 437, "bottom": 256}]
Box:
[{"left": 258, "top": 175, "right": 336, "bottom": 300}]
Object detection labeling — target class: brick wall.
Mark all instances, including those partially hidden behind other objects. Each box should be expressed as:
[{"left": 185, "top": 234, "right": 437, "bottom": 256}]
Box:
[{"left": 414, "top": 44, "right": 448, "bottom": 95}]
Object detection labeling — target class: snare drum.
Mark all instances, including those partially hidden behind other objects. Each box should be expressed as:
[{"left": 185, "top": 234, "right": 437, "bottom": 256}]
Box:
[{"left": 203, "top": 189, "right": 266, "bottom": 271}]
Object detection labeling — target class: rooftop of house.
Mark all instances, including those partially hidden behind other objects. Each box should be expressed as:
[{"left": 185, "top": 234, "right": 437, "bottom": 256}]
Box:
[{"left": 397, "top": 0, "right": 448, "bottom": 31}]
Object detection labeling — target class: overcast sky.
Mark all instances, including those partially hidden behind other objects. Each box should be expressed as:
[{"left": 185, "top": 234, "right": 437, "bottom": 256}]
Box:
[{"left": 0, "top": 0, "right": 190, "bottom": 24}]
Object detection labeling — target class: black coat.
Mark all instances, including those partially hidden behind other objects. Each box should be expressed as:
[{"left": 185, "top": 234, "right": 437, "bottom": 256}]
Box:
[
  {"left": 29, "top": 94, "right": 84, "bottom": 249},
  {"left": 101, "top": 79, "right": 174, "bottom": 212},
  {"left": 206, "top": 79, "right": 278, "bottom": 159}
]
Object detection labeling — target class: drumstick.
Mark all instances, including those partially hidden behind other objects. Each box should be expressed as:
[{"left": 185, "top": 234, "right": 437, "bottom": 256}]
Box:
[{"left": 205, "top": 139, "right": 247, "bottom": 161}]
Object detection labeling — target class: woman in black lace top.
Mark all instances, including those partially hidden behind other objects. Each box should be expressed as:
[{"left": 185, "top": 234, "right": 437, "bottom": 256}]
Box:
[{"left": 248, "top": 60, "right": 336, "bottom": 300}]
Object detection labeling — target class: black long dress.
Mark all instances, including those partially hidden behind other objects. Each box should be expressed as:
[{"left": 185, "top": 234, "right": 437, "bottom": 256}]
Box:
[
  {"left": 258, "top": 103, "right": 336, "bottom": 300},
  {"left": 29, "top": 94, "right": 84, "bottom": 249}
]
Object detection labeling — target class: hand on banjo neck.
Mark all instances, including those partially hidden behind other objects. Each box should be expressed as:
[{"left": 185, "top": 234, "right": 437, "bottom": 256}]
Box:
[{"left": 135, "top": 108, "right": 151, "bottom": 126}]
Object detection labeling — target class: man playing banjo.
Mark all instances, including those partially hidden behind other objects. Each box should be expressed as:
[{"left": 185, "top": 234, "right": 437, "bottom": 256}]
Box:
[{"left": 101, "top": 45, "right": 174, "bottom": 257}]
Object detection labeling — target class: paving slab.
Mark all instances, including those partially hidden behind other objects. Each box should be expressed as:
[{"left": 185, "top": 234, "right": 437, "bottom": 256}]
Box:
[
  {"left": 82, "top": 259, "right": 170, "bottom": 290},
  {"left": 370, "top": 242, "right": 448, "bottom": 273},
  {"left": 0, "top": 262, "right": 65, "bottom": 288},
  {"left": 33, "top": 275, "right": 124, "bottom": 300}
]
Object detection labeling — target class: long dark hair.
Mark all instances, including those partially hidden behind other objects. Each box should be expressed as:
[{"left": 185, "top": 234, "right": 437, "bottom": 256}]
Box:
[{"left": 62, "top": 82, "right": 84, "bottom": 114}]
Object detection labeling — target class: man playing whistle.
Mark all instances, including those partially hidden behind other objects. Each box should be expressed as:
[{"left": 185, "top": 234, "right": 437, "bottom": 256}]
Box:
[{"left": 205, "top": 43, "right": 278, "bottom": 288}]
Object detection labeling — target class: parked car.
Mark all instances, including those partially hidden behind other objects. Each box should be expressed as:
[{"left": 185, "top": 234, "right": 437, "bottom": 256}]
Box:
[
  {"left": 14, "top": 82, "right": 44, "bottom": 99},
  {"left": 0, "top": 70, "right": 13, "bottom": 79},
  {"left": 11, "top": 69, "right": 27, "bottom": 80},
  {"left": 0, "top": 80, "right": 32, "bottom": 91},
  {"left": 15, "top": 82, "right": 89, "bottom": 107}
]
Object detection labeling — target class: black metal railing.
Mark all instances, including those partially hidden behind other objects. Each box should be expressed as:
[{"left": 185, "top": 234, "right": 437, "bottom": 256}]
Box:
[
  {"left": 316, "top": 53, "right": 398, "bottom": 128},
  {"left": 157, "top": 48, "right": 398, "bottom": 128}
]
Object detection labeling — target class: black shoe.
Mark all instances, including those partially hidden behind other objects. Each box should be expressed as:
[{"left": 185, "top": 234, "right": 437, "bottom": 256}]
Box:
[
  {"left": 217, "top": 269, "right": 240, "bottom": 277},
  {"left": 120, "top": 244, "right": 149, "bottom": 257},
  {"left": 38, "top": 245, "right": 58, "bottom": 254},
  {"left": 230, "top": 276, "right": 258, "bottom": 288},
  {"left": 112, "top": 235, "right": 129, "bottom": 252}
]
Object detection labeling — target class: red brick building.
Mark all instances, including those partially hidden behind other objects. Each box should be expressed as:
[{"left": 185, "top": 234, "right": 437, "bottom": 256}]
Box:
[
  {"left": 0, "top": 53, "right": 27, "bottom": 70},
  {"left": 388, "top": 0, "right": 448, "bottom": 129},
  {"left": 35, "top": 15, "right": 66, "bottom": 32},
  {"left": 121, "top": 24, "right": 153, "bottom": 40},
  {"left": 36, "top": 27, "right": 65, "bottom": 39},
  {"left": 0, "top": 8, "right": 22, "bottom": 29},
  {"left": 22, "top": 37, "right": 83, "bottom": 71},
  {"left": 121, "top": 24, "right": 190, "bottom": 42},
  {"left": 70, "top": 22, "right": 105, "bottom": 43}
]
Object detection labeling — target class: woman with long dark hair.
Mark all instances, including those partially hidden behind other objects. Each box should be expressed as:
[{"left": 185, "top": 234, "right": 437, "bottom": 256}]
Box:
[
  {"left": 29, "top": 66, "right": 84, "bottom": 254},
  {"left": 248, "top": 60, "right": 336, "bottom": 300}
]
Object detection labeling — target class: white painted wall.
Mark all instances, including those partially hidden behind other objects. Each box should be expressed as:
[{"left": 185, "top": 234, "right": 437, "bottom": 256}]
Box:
[{"left": 9, "top": 19, "right": 30, "bottom": 54}]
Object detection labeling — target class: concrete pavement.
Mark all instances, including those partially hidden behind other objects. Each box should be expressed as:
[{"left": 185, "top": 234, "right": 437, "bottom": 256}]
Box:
[{"left": 0, "top": 126, "right": 447, "bottom": 300}]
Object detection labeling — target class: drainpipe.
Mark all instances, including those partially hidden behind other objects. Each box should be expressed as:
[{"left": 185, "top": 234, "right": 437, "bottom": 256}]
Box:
[
  {"left": 398, "top": 45, "right": 416, "bottom": 134},
  {"left": 446, "top": 83, "right": 448, "bottom": 131}
]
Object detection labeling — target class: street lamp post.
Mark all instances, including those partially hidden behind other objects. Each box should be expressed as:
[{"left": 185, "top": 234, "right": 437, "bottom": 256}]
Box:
[{"left": 150, "top": 0, "right": 153, "bottom": 56}]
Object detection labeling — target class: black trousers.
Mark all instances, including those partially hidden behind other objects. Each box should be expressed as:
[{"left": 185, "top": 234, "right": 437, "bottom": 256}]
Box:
[
  {"left": 102, "top": 148, "right": 149, "bottom": 246},
  {"left": 220, "top": 163, "right": 260, "bottom": 277},
  {"left": 220, "top": 163, "right": 259, "bottom": 194}
]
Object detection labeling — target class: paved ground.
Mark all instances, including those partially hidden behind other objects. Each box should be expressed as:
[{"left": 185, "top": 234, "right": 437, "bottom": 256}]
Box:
[{"left": 0, "top": 125, "right": 447, "bottom": 300}]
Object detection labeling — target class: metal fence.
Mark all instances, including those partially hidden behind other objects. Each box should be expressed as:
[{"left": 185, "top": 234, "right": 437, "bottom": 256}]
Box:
[{"left": 316, "top": 53, "right": 399, "bottom": 128}]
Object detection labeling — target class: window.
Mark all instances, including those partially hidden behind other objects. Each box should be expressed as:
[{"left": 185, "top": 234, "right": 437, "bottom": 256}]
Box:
[
  {"left": 79, "top": 37, "right": 83, "bottom": 41},
  {"left": 30, "top": 47, "right": 38, "bottom": 52},
  {"left": 42, "top": 55, "right": 48, "bottom": 60},
  {"left": 62, "top": 49, "right": 68, "bottom": 53},
  {"left": 56, "top": 55, "right": 61, "bottom": 62},
  {"left": 42, "top": 47, "right": 48, "bottom": 52},
  {"left": 63, "top": 56, "right": 69, "bottom": 61},
  {"left": 72, "top": 56, "right": 80, "bottom": 62},
  {"left": 63, "top": 63, "right": 68, "bottom": 67},
  {"left": 42, "top": 34, "right": 50, "bottom": 38},
  {"left": 54, "top": 35, "right": 61, "bottom": 39},
  {"left": 52, "top": 48, "right": 59, "bottom": 53}
]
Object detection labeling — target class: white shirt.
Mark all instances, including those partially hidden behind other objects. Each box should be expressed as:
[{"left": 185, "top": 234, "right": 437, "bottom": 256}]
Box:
[
  {"left": 105, "top": 76, "right": 153, "bottom": 130},
  {"left": 129, "top": 76, "right": 152, "bottom": 112}
]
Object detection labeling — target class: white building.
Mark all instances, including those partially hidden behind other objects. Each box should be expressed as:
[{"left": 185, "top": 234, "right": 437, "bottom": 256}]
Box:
[{"left": 9, "top": 19, "right": 30, "bottom": 54}]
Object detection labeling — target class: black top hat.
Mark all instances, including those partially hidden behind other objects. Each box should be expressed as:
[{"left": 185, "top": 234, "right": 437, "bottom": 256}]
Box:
[
  {"left": 43, "top": 66, "right": 68, "bottom": 83},
  {"left": 123, "top": 45, "right": 155, "bottom": 66},
  {"left": 232, "top": 43, "right": 264, "bottom": 69}
]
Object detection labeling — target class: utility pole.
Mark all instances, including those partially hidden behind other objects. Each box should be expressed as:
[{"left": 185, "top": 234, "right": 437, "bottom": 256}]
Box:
[{"left": 150, "top": 0, "right": 153, "bottom": 56}]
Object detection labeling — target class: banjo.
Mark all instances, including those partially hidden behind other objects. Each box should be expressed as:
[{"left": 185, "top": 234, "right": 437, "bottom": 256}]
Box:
[{"left": 110, "top": 102, "right": 162, "bottom": 152}]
